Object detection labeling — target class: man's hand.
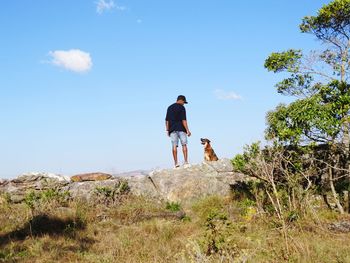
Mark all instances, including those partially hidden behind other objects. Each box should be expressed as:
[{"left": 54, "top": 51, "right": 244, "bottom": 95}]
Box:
[
  {"left": 182, "top": 120, "right": 191, "bottom": 137},
  {"left": 165, "top": 121, "right": 170, "bottom": 137}
]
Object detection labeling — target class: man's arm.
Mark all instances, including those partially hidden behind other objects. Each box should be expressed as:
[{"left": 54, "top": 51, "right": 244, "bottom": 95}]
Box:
[
  {"left": 165, "top": 121, "right": 170, "bottom": 136},
  {"left": 165, "top": 107, "right": 171, "bottom": 136},
  {"left": 182, "top": 120, "right": 191, "bottom": 137}
]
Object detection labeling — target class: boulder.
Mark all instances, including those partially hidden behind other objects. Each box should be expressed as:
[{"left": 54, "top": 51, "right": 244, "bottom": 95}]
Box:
[
  {"left": 142, "top": 159, "right": 248, "bottom": 204},
  {"left": 13, "top": 172, "right": 70, "bottom": 183},
  {"left": 0, "top": 159, "right": 250, "bottom": 205},
  {"left": 203, "top": 158, "right": 234, "bottom": 173},
  {"left": 0, "top": 172, "right": 70, "bottom": 203},
  {"left": 64, "top": 159, "right": 248, "bottom": 204},
  {"left": 71, "top": 172, "right": 112, "bottom": 182},
  {"left": 65, "top": 174, "right": 158, "bottom": 201},
  {"left": 64, "top": 179, "right": 124, "bottom": 200},
  {"left": 124, "top": 174, "right": 161, "bottom": 199}
]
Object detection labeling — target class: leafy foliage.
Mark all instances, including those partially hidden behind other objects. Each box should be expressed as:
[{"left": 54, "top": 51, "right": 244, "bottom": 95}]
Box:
[
  {"left": 264, "top": 49, "right": 302, "bottom": 74},
  {"left": 300, "top": 0, "right": 350, "bottom": 42},
  {"left": 264, "top": 0, "right": 350, "bottom": 215}
]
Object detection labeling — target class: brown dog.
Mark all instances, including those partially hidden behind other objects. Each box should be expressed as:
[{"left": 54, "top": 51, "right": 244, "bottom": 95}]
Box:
[{"left": 200, "top": 138, "right": 219, "bottom": 161}]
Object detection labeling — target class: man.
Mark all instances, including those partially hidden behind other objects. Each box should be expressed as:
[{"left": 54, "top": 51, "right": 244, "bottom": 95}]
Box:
[{"left": 165, "top": 95, "right": 192, "bottom": 168}]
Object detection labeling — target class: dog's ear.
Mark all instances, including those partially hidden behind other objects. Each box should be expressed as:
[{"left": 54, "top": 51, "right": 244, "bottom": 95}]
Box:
[{"left": 207, "top": 139, "right": 211, "bottom": 143}]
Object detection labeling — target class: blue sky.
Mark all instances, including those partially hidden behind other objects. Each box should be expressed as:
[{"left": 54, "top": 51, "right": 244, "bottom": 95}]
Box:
[{"left": 0, "top": 0, "right": 330, "bottom": 178}]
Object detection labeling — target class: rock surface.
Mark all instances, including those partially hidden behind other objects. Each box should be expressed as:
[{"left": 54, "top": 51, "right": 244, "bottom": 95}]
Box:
[
  {"left": 329, "top": 221, "right": 350, "bottom": 233},
  {"left": 0, "top": 179, "right": 8, "bottom": 186},
  {"left": 64, "top": 180, "right": 128, "bottom": 200},
  {"left": 71, "top": 172, "right": 112, "bottom": 182},
  {"left": 143, "top": 159, "right": 248, "bottom": 204},
  {"left": 0, "top": 172, "right": 70, "bottom": 203},
  {"left": 0, "top": 159, "right": 250, "bottom": 204}
]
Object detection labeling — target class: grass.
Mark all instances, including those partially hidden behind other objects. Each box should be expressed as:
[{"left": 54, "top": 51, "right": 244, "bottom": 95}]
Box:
[
  {"left": 166, "top": 201, "right": 181, "bottom": 212},
  {"left": 0, "top": 193, "right": 350, "bottom": 263}
]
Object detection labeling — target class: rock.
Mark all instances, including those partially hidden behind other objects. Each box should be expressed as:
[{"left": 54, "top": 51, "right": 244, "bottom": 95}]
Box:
[
  {"left": 0, "top": 159, "right": 251, "bottom": 205},
  {"left": 0, "top": 172, "right": 70, "bottom": 203},
  {"left": 115, "top": 170, "right": 150, "bottom": 177},
  {"left": 65, "top": 175, "right": 159, "bottom": 201},
  {"left": 63, "top": 179, "right": 126, "bottom": 200},
  {"left": 203, "top": 158, "right": 234, "bottom": 173},
  {"left": 126, "top": 158, "right": 249, "bottom": 204},
  {"left": 63, "top": 159, "right": 247, "bottom": 204},
  {"left": 13, "top": 172, "right": 70, "bottom": 183},
  {"left": 71, "top": 172, "right": 112, "bottom": 182},
  {"left": 329, "top": 221, "right": 350, "bottom": 233},
  {"left": 0, "top": 179, "right": 8, "bottom": 186},
  {"left": 124, "top": 174, "right": 161, "bottom": 199}
]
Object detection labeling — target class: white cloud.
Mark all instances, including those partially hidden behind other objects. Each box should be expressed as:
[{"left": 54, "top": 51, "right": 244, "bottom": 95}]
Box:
[
  {"left": 115, "top": 4, "right": 126, "bottom": 11},
  {"left": 49, "top": 49, "right": 93, "bottom": 73},
  {"left": 96, "top": 0, "right": 114, "bottom": 14},
  {"left": 214, "top": 89, "right": 242, "bottom": 101},
  {"left": 96, "top": 0, "right": 126, "bottom": 14}
]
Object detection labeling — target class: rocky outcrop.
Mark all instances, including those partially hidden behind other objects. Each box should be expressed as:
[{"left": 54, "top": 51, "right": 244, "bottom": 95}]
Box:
[
  {"left": 0, "top": 159, "right": 250, "bottom": 204},
  {"left": 71, "top": 173, "right": 112, "bottom": 182},
  {"left": 63, "top": 180, "right": 128, "bottom": 200},
  {"left": 142, "top": 159, "right": 248, "bottom": 204},
  {"left": 65, "top": 159, "right": 249, "bottom": 204},
  {"left": 0, "top": 172, "right": 70, "bottom": 203}
]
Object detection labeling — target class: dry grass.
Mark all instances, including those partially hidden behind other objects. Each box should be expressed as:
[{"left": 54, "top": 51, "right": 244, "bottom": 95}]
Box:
[{"left": 0, "top": 194, "right": 350, "bottom": 263}]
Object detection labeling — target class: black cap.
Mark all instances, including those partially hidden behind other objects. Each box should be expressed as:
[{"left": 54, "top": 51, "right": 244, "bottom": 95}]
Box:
[{"left": 177, "top": 95, "right": 188, "bottom": 104}]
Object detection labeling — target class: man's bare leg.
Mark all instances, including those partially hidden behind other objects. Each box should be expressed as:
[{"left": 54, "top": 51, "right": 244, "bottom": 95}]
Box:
[
  {"left": 172, "top": 145, "right": 179, "bottom": 167},
  {"left": 182, "top": 144, "right": 188, "bottom": 164}
]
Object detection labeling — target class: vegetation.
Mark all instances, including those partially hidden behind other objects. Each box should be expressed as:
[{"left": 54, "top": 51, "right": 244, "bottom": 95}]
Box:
[
  {"left": 1, "top": 1, "right": 350, "bottom": 262},
  {"left": 228, "top": 0, "right": 350, "bottom": 259},
  {"left": 264, "top": 0, "right": 350, "bottom": 214},
  {"left": 1, "top": 192, "right": 350, "bottom": 263},
  {"left": 94, "top": 180, "right": 130, "bottom": 206},
  {"left": 165, "top": 201, "right": 182, "bottom": 212}
]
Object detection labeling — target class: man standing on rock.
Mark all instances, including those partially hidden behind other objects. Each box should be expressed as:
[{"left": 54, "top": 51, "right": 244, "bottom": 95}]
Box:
[{"left": 165, "top": 95, "right": 192, "bottom": 168}]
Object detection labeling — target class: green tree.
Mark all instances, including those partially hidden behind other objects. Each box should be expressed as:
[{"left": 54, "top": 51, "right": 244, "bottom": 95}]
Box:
[{"left": 264, "top": 0, "right": 350, "bottom": 213}]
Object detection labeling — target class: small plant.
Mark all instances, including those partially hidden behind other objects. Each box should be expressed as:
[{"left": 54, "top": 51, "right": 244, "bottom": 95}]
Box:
[
  {"left": 95, "top": 186, "right": 113, "bottom": 198},
  {"left": 203, "top": 211, "right": 238, "bottom": 257},
  {"left": 24, "top": 191, "right": 41, "bottom": 209},
  {"left": 94, "top": 180, "right": 130, "bottom": 206},
  {"left": 118, "top": 180, "right": 129, "bottom": 194},
  {"left": 166, "top": 201, "right": 181, "bottom": 212},
  {"left": 0, "top": 193, "right": 11, "bottom": 206},
  {"left": 238, "top": 198, "right": 257, "bottom": 219},
  {"left": 41, "top": 188, "right": 65, "bottom": 201},
  {"left": 287, "top": 210, "right": 299, "bottom": 222},
  {"left": 24, "top": 188, "right": 70, "bottom": 212},
  {"left": 181, "top": 215, "right": 191, "bottom": 222},
  {"left": 205, "top": 211, "right": 228, "bottom": 255}
]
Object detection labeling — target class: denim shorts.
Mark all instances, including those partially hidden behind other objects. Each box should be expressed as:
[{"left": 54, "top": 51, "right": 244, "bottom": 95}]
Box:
[{"left": 170, "top": 131, "right": 188, "bottom": 147}]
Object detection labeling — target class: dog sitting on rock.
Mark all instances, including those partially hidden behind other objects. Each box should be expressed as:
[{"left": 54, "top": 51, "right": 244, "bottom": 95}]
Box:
[{"left": 200, "top": 138, "right": 219, "bottom": 161}]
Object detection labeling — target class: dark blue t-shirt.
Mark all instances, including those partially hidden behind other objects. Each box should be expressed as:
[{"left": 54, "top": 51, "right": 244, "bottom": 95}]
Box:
[{"left": 165, "top": 103, "right": 187, "bottom": 133}]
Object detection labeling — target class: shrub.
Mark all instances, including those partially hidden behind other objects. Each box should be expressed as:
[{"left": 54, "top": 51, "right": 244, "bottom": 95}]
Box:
[
  {"left": 24, "top": 188, "right": 70, "bottom": 212},
  {"left": 201, "top": 211, "right": 239, "bottom": 258},
  {"left": 165, "top": 201, "right": 181, "bottom": 212},
  {"left": 94, "top": 180, "right": 130, "bottom": 206}
]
